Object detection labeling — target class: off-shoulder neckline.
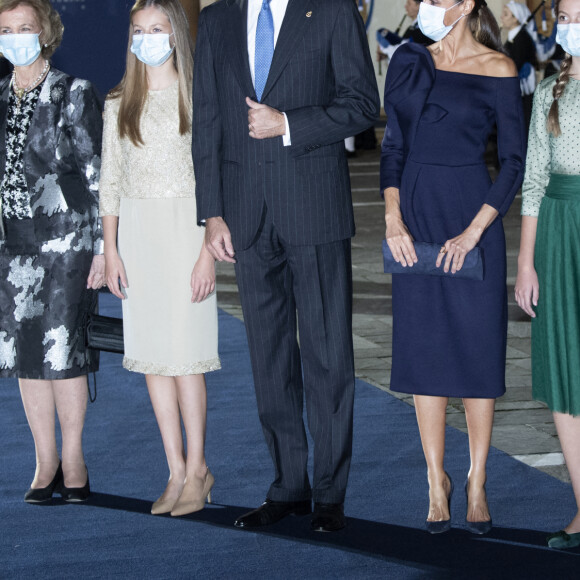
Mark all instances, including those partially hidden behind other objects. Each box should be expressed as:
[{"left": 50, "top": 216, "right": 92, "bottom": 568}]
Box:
[
  {"left": 435, "top": 69, "right": 518, "bottom": 80},
  {"left": 409, "top": 43, "right": 517, "bottom": 80}
]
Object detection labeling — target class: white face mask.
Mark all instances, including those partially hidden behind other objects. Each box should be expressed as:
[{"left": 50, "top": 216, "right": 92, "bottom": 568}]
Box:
[
  {"left": 131, "top": 33, "right": 174, "bottom": 67},
  {"left": 418, "top": 1, "right": 465, "bottom": 42},
  {"left": 0, "top": 33, "right": 41, "bottom": 67},
  {"left": 556, "top": 23, "right": 580, "bottom": 57}
]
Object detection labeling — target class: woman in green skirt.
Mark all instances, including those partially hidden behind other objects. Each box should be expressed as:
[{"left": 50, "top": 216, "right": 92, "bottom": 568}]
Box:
[{"left": 515, "top": 0, "right": 580, "bottom": 550}]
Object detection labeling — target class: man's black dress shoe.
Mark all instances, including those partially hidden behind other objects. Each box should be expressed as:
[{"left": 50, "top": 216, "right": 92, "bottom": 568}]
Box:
[
  {"left": 234, "top": 499, "right": 312, "bottom": 528},
  {"left": 24, "top": 462, "right": 63, "bottom": 503},
  {"left": 311, "top": 503, "right": 346, "bottom": 532}
]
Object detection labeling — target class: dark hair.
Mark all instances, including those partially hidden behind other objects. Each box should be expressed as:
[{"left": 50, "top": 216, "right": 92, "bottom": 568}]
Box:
[
  {"left": 468, "top": 0, "right": 504, "bottom": 52},
  {"left": 547, "top": 0, "right": 571, "bottom": 137}
]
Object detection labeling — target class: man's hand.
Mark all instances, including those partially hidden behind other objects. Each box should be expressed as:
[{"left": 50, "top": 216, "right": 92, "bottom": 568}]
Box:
[
  {"left": 205, "top": 217, "right": 236, "bottom": 263},
  {"left": 247, "top": 97, "right": 286, "bottom": 140}
]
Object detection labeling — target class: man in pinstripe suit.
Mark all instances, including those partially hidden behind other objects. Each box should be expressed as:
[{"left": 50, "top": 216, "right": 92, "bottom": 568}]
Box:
[{"left": 193, "top": 0, "right": 379, "bottom": 532}]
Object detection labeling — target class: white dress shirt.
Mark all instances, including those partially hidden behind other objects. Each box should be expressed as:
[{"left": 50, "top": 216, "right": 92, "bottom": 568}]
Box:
[{"left": 247, "top": 0, "right": 291, "bottom": 145}]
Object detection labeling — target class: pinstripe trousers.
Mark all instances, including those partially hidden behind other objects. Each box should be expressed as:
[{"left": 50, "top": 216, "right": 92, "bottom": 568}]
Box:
[{"left": 234, "top": 211, "right": 355, "bottom": 504}]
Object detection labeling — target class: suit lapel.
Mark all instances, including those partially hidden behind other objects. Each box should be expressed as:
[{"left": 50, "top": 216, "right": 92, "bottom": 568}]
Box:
[
  {"left": 260, "top": 0, "right": 313, "bottom": 101},
  {"left": 224, "top": 0, "right": 256, "bottom": 99}
]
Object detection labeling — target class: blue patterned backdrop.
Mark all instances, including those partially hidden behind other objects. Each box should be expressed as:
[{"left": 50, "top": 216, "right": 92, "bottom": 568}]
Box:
[{"left": 51, "top": 0, "right": 132, "bottom": 97}]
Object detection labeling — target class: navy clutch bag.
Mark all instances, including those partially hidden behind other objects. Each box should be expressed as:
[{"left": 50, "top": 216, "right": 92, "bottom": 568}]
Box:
[{"left": 382, "top": 240, "right": 484, "bottom": 280}]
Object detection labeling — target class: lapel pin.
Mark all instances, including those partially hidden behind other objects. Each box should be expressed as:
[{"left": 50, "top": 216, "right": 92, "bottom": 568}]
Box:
[{"left": 306, "top": 11, "right": 312, "bottom": 17}]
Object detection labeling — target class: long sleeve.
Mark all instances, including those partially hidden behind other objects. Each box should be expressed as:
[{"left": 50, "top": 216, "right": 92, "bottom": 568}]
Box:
[
  {"left": 380, "top": 101, "right": 404, "bottom": 191},
  {"left": 521, "top": 80, "right": 552, "bottom": 217},
  {"left": 483, "top": 77, "right": 526, "bottom": 217},
  {"left": 192, "top": 9, "right": 224, "bottom": 224},
  {"left": 98, "top": 98, "right": 123, "bottom": 218},
  {"left": 68, "top": 79, "right": 104, "bottom": 254},
  {"left": 379, "top": 43, "right": 436, "bottom": 194},
  {"left": 284, "top": 0, "right": 380, "bottom": 156}
]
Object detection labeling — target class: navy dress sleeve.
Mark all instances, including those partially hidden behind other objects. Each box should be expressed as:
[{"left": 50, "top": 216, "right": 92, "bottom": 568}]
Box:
[
  {"left": 380, "top": 43, "right": 435, "bottom": 193},
  {"left": 484, "top": 77, "right": 526, "bottom": 217}
]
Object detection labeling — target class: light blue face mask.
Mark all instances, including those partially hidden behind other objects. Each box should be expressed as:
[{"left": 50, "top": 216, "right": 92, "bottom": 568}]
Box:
[
  {"left": 557, "top": 23, "right": 580, "bottom": 57},
  {"left": 418, "top": 1, "right": 466, "bottom": 42},
  {"left": 0, "top": 33, "right": 41, "bottom": 67},
  {"left": 131, "top": 33, "right": 174, "bottom": 67}
]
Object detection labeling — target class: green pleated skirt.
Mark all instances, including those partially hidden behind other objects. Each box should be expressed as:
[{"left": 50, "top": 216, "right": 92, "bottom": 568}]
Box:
[{"left": 533, "top": 174, "right": 580, "bottom": 416}]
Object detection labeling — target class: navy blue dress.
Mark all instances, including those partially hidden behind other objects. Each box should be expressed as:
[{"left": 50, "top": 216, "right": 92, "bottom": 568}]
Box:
[{"left": 381, "top": 44, "right": 525, "bottom": 398}]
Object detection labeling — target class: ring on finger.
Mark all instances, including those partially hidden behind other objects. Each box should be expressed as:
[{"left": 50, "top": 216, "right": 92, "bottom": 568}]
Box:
[{"left": 439, "top": 245, "right": 447, "bottom": 254}]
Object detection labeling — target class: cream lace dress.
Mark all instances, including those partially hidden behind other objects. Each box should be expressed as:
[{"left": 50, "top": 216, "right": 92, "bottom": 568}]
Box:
[{"left": 99, "top": 82, "right": 220, "bottom": 376}]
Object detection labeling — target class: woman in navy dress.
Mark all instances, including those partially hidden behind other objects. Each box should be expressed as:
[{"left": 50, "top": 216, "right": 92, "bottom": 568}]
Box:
[{"left": 381, "top": 0, "right": 525, "bottom": 534}]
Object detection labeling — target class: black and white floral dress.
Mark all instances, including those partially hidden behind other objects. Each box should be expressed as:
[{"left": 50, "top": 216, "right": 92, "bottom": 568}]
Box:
[{"left": 0, "top": 72, "right": 103, "bottom": 380}]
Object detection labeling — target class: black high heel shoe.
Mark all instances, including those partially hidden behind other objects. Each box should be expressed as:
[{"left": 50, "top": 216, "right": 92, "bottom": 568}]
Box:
[
  {"left": 465, "top": 479, "right": 492, "bottom": 535},
  {"left": 24, "top": 462, "right": 63, "bottom": 503},
  {"left": 60, "top": 469, "right": 90, "bottom": 502},
  {"left": 425, "top": 472, "right": 453, "bottom": 534}
]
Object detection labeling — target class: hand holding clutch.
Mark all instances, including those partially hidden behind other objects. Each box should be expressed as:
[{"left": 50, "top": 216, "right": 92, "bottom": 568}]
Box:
[{"left": 382, "top": 240, "right": 484, "bottom": 280}]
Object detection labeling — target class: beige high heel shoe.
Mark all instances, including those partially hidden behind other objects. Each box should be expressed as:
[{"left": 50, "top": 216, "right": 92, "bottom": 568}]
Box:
[
  {"left": 151, "top": 478, "right": 186, "bottom": 515},
  {"left": 151, "top": 495, "right": 178, "bottom": 515},
  {"left": 170, "top": 468, "right": 214, "bottom": 517}
]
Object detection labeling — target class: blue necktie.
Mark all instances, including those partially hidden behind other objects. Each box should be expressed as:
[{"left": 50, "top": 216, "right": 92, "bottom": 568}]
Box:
[{"left": 254, "top": 0, "right": 274, "bottom": 101}]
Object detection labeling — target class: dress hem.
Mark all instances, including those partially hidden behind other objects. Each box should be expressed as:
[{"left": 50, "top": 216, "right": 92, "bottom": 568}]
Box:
[
  {"left": 0, "top": 364, "right": 99, "bottom": 381},
  {"left": 532, "top": 395, "right": 580, "bottom": 418},
  {"left": 390, "top": 384, "right": 505, "bottom": 399},
  {"left": 123, "top": 356, "right": 221, "bottom": 377}
]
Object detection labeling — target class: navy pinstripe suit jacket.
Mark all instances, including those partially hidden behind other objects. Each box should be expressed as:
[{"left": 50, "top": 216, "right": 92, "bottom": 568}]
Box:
[{"left": 193, "top": 0, "right": 380, "bottom": 250}]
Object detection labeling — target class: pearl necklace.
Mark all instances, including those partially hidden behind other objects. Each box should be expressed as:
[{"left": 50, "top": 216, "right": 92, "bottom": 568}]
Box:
[{"left": 11, "top": 60, "right": 50, "bottom": 107}]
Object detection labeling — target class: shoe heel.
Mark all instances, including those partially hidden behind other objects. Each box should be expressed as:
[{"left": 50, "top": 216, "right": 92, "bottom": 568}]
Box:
[{"left": 170, "top": 467, "right": 214, "bottom": 517}]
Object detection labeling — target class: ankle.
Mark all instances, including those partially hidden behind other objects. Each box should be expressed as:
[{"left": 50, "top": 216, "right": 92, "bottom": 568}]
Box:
[
  {"left": 427, "top": 469, "right": 448, "bottom": 487},
  {"left": 62, "top": 459, "right": 86, "bottom": 468},
  {"left": 62, "top": 461, "right": 88, "bottom": 487},
  {"left": 167, "top": 463, "right": 186, "bottom": 482},
  {"left": 31, "top": 459, "right": 61, "bottom": 487},
  {"left": 565, "top": 513, "right": 580, "bottom": 534},
  {"left": 466, "top": 470, "right": 487, "bottom": 489},
  {"left": 186, "top": 463, "right": 210, "bottom": 480},
  {"left": 427, "top": 471, "right": 451, "bottom": 496}
]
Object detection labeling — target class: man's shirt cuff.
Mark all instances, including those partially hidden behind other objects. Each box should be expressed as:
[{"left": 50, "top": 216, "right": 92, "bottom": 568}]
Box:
[{"left": 282, "top": 112, "right": 291, "bottom": 146}]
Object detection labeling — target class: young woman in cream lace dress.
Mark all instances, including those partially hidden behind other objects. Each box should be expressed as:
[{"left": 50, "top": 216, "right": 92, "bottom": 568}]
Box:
[{"left": 100, "top": 0, "right": 220, "bottom": 517}]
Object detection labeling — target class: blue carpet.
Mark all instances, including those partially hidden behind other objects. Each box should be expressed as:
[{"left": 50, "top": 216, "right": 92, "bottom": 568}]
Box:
[{"left": 0, "top": 292, "right": 578, "bottom": 579}]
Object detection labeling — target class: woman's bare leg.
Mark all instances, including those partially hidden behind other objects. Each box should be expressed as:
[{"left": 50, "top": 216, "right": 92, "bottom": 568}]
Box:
[
  {"left": 414, "top": 394, "right": 452, "bottom": 521},
  {"left": 175, "top": 373, "right": 208, "bottom": 479},
  {"left": 147, "top": 375, "right": 186, "bottom": 506},
  {"left": 463, "top": 397, "right": 495, "bottom": 522}
]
